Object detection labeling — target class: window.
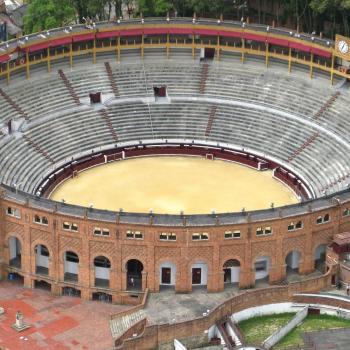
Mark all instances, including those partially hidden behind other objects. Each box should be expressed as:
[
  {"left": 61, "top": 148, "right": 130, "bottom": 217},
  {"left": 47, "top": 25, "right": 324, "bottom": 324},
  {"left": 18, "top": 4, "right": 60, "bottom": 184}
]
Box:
[
  {"left": 192, "top": 233, "right": 209, "bottom": 241},
  {"left": 224, "top": 230, "right": 241, "bottom": 239},
  {"left": 343, "top": 208, "right": 350, "bottom": 217},
  {"left": 6, "top": 207, "right": 20, "bottom": 218},
  {"left": 316, "top": 214, "right": 330, "bottom": 225},
  {"left": 256, "top": 227, "right": 273, "bottom": 236},
  {"left": 33, "top": 215, "right": 48, "bottom": 225},
  {"left": 287, "top": 220, "right": 303, "bottom": 231},
  {"left": 255, "top": 260, "right": 267, "bottom": 272},
  {"left": 94, "top": 227, "right": 110, "bottom": 236},
  {"left": 66, "top": 252, "right": 79, "bottom": 263},
  {"left": 62, "top": 221, "right": 78, "bottom": 232},
  {"left": 126, "top": 230, "right": 143, "bottom": 239},
  {"left": 159, "top": 232, "right": 177, "bottom": 241}
]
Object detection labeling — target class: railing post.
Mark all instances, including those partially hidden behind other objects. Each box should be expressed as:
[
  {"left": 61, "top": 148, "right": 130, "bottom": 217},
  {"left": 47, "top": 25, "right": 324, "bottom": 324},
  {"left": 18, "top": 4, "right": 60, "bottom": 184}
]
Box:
[
  {"left": 309, "top": 52, "right": 314, "bottom": 79},
  {"left": 288, "top": 47, "right": 292, "bottom": 73},
  {"left": 6, "top": 60, "right": 10, "bottom": 85},
  {"left": 241, "top": 38, "right": 245, "bottom": 63},
  {"left": 330, "top": 52, "right": 335, "bottom": 85},
  {"left": 265, "top": 42, "right": 269, "bottom": 67},
  {"left": 25, "top": 49, "right": 30, "bottom": 79},
  {"left": 47, "top": 47, "right": 51, "bottom": 73},
  {"left": 69, "top": 42, "right": 73, "bottom": 67}
]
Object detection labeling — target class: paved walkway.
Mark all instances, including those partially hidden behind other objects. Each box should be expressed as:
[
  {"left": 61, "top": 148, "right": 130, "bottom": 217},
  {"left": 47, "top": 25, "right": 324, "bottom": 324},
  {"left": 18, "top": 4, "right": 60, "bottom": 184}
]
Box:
[{"left": 0, "top": 281, "right": 130, "bottom": 350}]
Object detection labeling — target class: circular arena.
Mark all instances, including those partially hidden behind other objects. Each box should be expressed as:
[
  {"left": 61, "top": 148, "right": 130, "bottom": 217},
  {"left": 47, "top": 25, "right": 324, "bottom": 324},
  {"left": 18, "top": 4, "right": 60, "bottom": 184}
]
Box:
[{"left": 0, "top": 18, "right": 349, "bottom": 308}]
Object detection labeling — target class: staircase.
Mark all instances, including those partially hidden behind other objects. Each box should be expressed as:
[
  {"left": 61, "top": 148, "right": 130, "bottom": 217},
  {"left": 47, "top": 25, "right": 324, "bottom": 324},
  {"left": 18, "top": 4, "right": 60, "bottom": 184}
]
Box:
[
  {"left": 58, "top": 70, "right": 81, "bottom": 105},
  {"left": 205, "top": 105, "right": 217, "bottom": 136},
  {"left": 313, "top": 91, "right": 341, "bottom": 120},
  {"left": 99, "top": 110, "right": 118, "bottom": 142},
  {"left": 216, "top": 322, "right": 235, "bottom": 350},
  {"left": 110, "top": 310, "right": 145, "bottom": 339},
  {"left": 199, "top": 63, "right": 209, "bottom": 94},
  {"left": 287, "top": 132, "right": 319, "bottom": 163},
  {"left": 105, "top": 62, "right": 119, "bottom": 97},
  {"left": 23, "top": 135, "right": 55, "bottom": 163},
  {"left": 227, "top": 318, "right": 244, "bottom": 347},
  {"left": 0, "top": 88, "right": 29, "bottom": 120}
]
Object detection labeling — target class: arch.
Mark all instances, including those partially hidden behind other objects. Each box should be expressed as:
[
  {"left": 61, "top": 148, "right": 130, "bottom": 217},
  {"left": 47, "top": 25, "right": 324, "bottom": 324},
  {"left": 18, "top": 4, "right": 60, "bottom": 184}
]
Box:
[
  {"left": 92, "top": 292, "right": 112, "bottom": 303},
  {"left": 158, "top": 261, "right": 176, "bottom": 288},
  {"left": 8, "top": 236, "right": 22, "bottom": 269},
  {"left": 64, "top": 251, "right": 79, "bottom": 283},
  {"left": 254, "top": 255, "right": 271, "bottom": 283},
  {"left": 285, "top": 250, "right": 301, "bottom": 276},
  {"left": 314, "top": 244, "right": 327, "bottom": 272},
  {"left": 34, "top": 244, "right": 50, "bottom": 276},
  {"left": 94, "top": 255, "right": 111, "bottom": 288},
  {"left": 223, "top": 259, "right": 241, "bottom": 284},
  {"left": 126, "top": 259, "right": 143, "bottom": 291}
]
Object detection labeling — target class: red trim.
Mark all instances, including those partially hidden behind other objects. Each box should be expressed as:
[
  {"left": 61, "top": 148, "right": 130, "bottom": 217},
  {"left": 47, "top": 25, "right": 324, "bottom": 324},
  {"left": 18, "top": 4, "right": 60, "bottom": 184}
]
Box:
[
  {"left": 72, "top": 33, "right": 95, "bottom": 42},
  {"left": 143, "top": 28, "right": 168, "bottom": 35},
  {"left": 96, "top": 30, "right": 119, "bottom": 39},
  {"left": 218, "top": 30, "right": 241, "bottom": 39},
  {"left": 0, "top": 54, "right": 10, "bottom": 63},
  {"left": 168, "top": 27, "right": 193, "bottom": 35},
  {"left": 289, "top": 42, "right": 311, "bottom": 53},
  {"left": 28, "top": 42, "right": 49, "bottom": 53},
  {"left": 194, "top": 28, "right": 219, "bottom": 36},
  {"left": 243, "top": 32, "right": 266, "bottom": 42},
  {"left": 49, "top": 37, "right": 72, "bottom": 47},
  {"left": 312, "top": 47, "right": 332, "bottom": 58},
  {"left": 119, "top": 28, "right": 143, "bottom": 37},
  {"left": 266, "top": 37, "right": 289, "bottom": 47}
]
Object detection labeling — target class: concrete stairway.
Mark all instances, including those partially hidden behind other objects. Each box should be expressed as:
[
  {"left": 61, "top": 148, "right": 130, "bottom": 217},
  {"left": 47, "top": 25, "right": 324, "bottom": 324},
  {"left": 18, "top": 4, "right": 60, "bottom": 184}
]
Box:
[
  {"left": 22, "top": 134, "right": 55, "bottom": 164},
  {"left": 287, "top": 132, "right": 319, "bottom": 162},
  {"left": 313, "top": 91, "right": 341, "bottom": 120},
  {"left": 0, "top": 88, "right": 29, "bottom": 120},
  {"left": 58, "top": 70, "right": 81, "bottom": 105},
  {"left": 110, "top": 309, "right": 146, "bottom": 339},
  {"left": 216, "top": 322, "right": 234, "bottom": 350},
  {"left": 205, "top": 105, "right": 217, "bottom": 136},
  {"left": 105, "top": 62, "right": 119, "bottom": 97},
  {"left": 99, "top": 110, "right": 118, "bottom": 142},
  {"left": 199, "top": 64, "right": 209, "bottom": 94}
]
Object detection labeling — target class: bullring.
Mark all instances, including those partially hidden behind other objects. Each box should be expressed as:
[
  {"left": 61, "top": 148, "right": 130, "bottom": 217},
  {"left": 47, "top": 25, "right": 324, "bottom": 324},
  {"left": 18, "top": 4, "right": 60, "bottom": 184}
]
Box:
[{"left": 0, "top": 18, "right": 349, "bottom": 309}]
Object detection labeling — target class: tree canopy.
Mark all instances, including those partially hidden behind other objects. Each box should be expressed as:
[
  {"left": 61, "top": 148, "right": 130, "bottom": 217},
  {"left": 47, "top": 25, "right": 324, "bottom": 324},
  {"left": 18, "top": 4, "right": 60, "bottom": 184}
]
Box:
[{"left": 23, "top": 0, "right": 350, "bottom": 38}]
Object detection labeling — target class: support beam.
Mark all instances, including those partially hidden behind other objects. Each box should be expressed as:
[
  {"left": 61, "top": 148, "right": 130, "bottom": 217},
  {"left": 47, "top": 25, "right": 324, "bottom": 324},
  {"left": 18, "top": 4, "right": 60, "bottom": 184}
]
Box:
[
  {"left": 330, "top": 53, "right": 335, "bottom": 85},
  {"left": 265, "top": 42, "right": 269, "bottom": 67},
  {"left": 216, "top": 35, "right": 220, "bottom": 61},
  {"left": 166, "top": 33, "right": 170, "bottom": 58},
  {"left": 241, "top": 38, "right": 245, "bottom": 63},
  {"left": 192, "top": 34, "right": 195, "bottom": 59},
  {"left": 117, "top": 36, "right": 121, "bottom": 62},
  {"left": 141, "top": 34, "right": 144, "bottom": 59},
  {"left": 93, "top": 38, "right": 96, "bottom": 64},
  {"left": 69, "top": 43, "right": 73, "bottom": 67},
  {"left": 288, "top": 47, "right": 292, "bottom": 73},
  {"left": 6, "top": 61, "right": 10, "bottom": 85},
  {"left": 25, "top": 50, "right": 30, "bottom": 79},
  {"left": 309, "top": 53, "right": 314, "bottom": 79},
  {"left": 47, "top": 47, "right": 51, "bottom": 73}
]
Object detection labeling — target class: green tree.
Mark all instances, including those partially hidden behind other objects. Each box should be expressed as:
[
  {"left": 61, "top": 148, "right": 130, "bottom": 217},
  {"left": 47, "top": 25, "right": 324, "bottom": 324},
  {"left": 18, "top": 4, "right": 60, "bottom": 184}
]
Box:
[{"left": 24, "top": 0, "right": 76, "bottom": 34}]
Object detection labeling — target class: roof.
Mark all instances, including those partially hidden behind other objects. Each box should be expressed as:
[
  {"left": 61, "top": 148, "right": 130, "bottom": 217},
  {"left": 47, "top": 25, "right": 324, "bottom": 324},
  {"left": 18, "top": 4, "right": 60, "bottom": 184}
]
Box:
[{"left": 334, "top": 232, "right": 350, "bottom": 246}]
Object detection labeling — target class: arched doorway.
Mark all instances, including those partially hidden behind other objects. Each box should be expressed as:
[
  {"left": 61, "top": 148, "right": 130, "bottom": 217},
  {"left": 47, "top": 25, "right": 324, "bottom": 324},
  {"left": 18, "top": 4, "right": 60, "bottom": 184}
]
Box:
[
  {"left": 126, "top": 259, "right": 143, "bottom": 291},
  {"left": 9, "top": 237, "right": 21, "bottom": 268},
  {"left": 285, "top": 251, "right": 301, "bottom": 277},
  {"left": 314, "top": 244, "right": 327, "bottom": 272},
  {"left": 34, "top": 280, "right": 51, "bottom": 291},
  {"left": 35, "top": 244, "right": 49, "bottom": 276},
  {"left": 64, "top": 251, "right": 79, "bottom": 283},
  {"left": 94, "top": 256, "right": 111, "bottom": 288},
  {"left": 92, "top": 292, "right": 112, "bottom": 303},
  {"left": 191, "top": 262, "right": 208, "bottom": 288},
  {"left": 223, "top": 259, "right": 240, "bottom": 286},
  {"left": 254, "top": 256, "right": 270, "bottom": 284}
]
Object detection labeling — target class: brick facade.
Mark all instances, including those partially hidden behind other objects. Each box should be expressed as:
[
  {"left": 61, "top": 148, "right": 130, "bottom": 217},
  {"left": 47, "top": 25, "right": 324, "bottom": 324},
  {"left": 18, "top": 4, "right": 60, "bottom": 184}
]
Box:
[{"left": 0, "top": 193, "right": 346, "bottom": 302}]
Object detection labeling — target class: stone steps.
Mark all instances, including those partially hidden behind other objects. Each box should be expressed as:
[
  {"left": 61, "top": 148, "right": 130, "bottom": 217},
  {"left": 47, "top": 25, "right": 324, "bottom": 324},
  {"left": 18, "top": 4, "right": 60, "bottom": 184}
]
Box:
[{"left": 110, "top": 309, "right": 145, "bottom": 339}]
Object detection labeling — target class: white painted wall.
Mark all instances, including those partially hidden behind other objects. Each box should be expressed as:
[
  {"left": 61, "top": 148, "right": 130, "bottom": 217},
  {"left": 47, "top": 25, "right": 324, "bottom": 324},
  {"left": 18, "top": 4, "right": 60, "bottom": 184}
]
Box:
[
  {"left": 230, "top": 266, "right": 240, "bottom": 283},
  {"left": 192, "top": 263, "right": 208, "bottom": 285},
  {"left": 231, "top": 303, "right": 299, "bottom": 323},
  {"left": 174, "top": 339, "right": 187, "bottom": 350},
  {"left": 36, "top": 254, "right": 49, "bottom": 268},
  {"left": 255, "top": 256, "right": 270, "bottom": 280},
  {"left": 95, "top": 266, "right": 110, "bottom": 280},
  {"left": 64, "top": 260, "right": 78, "bottom": 274},
  {"left": 159, "top": 262, "right": 176, "bottom": 285},
  {"left": 286, "top": 251, "right": 300, "bottom": 269},
  {"left": 9, "top": 237, "right": 18, "bottom": 259}
]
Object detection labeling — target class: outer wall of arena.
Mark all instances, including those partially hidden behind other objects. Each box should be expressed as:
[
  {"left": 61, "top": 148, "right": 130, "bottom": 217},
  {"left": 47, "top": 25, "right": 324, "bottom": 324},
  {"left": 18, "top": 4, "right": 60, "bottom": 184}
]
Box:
[{"left": 0, "top": 190, "right": 348, "bottom": 303}]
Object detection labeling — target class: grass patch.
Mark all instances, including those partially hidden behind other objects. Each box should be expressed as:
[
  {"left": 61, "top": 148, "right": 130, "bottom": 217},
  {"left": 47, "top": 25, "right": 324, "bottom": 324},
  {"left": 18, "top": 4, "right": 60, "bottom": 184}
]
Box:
[
  {"left": 275, "top": 314, "right": 350, "bottom": 349},
  {"left": 238, "top": 313, "right": 296, "bottom": 346}
]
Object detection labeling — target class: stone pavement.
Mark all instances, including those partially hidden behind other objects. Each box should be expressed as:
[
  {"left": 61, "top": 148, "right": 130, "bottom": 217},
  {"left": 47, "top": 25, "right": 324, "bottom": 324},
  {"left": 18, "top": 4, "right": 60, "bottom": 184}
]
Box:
[
  {"left": 145, "top": 286, "right": 240, "bottom": 325},
  {"left": 0, "top": 281, "right": 130, "bottom": 350}
]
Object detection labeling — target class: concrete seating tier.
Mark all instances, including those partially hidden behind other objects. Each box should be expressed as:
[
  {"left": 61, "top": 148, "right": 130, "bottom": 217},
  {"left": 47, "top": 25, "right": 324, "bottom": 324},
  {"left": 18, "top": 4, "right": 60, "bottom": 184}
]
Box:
[{"left": 0, "top": 57, "right": 349, "bottom": 199}]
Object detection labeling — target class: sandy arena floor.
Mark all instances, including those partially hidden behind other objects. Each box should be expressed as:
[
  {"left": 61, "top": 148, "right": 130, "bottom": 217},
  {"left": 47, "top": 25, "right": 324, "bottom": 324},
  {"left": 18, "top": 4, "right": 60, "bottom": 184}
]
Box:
[{"left": 50, "top": 156, "right": 299, "bottom": 214}]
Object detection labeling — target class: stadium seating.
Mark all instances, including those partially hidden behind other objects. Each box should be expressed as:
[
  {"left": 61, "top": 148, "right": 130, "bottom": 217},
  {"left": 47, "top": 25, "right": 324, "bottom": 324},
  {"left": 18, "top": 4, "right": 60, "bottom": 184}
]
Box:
[{"left": 0, "top": 54, "right": 350, "bottom": 199}]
